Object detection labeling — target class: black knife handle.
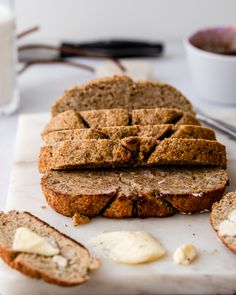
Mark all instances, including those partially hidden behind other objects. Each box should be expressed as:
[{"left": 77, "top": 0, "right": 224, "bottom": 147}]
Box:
[{"left": 60, "top": 39, "right": 164, "bottom": 58}]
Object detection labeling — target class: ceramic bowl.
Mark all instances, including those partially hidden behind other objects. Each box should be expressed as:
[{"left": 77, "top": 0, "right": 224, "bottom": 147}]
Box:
[{"left": 184, "top": 26, "right": 236, "bottom": 104}]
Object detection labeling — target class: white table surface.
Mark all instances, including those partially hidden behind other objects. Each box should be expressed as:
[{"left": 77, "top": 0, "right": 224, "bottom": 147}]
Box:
[{"left": 0, "top": 41, "right": 236, "bottom": 211}]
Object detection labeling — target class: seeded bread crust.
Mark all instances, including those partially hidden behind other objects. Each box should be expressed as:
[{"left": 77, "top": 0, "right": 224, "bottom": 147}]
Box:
[
  {"left": 38, "top": 138, "right": 226, "bottom": 173},
  {"left": 42, "top": 108, "right": 199, "bottom": 137},
  {"left": 41, "top": 167, "right": 228, "bottom": 218},
  {"left": 0, "top": 211, "right": 100, "bottom": 286},
  {"left": 210, "top": 192, "right": 236, "bottom": 253},
  {"left": 43, "top": 124, "right": 216, "bottom": 145},
  {"left": 51, "top": 76, "right": 194, "bottom": 116}
]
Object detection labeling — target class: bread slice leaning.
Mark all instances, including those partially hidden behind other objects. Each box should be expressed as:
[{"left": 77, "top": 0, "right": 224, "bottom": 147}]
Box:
[
  {"left": 41, "top": 167, "right": 229, "bottom": 218},
  {"left": 0, "top": 211, "right": 100, "bottom": 286},
  {"left": 210, "top": 192, "right": 236, "bottom": 253},
  {"left": 51, "top": 76, "right": 195, "bottom": 116}
]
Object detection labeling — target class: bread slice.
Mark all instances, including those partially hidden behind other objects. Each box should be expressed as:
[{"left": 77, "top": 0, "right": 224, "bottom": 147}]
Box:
[
  {"left": 147, "top": 138, "right": 226, "bottom": 166},
  {"left": 42, "top": 108, "right": 200, "bottom": 137},
  {"left": 43, "top": 124, "right": 216, "bottom": 145},
  {"left": 38, "top": 138, "right": 226, "bottom": 173},
  {"left": 51, "top": 76, "right": 194, "bottom": 116},
  {"left": 210, "top": 192, "right": 236, "bottom": 253},
  {"left": 41, "top": 167, "right": 228, "bottom": 218},
  {"left": 0, "top": 211, "right": 99, "bottom": 286},
  {"left": 80, "top": 108, "right": 130, "bottom": 129}
]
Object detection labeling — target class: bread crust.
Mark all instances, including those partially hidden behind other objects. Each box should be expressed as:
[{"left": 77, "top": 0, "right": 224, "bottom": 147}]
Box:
[
  {"left": 41, "top": 178, "right": 116, "bottom": 217},
  {"left": 163, "top": 188, "right": 226, "bottom": 213}
]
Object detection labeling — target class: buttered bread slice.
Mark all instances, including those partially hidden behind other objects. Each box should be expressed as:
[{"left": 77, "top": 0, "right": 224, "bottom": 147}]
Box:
[{"left": 0, "top": 211, "right": 99, "bottom": 286}]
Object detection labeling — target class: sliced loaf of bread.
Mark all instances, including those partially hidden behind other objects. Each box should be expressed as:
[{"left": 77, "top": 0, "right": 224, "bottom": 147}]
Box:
[
  {"left": 38, "top": 138, "right": 226, "bottom": 173},
  {"left": 0, "top": 211, "right": 99, "bottom": 286},
  {"left": 41, "top": 167, "right": 229, "bottom": 218},
  {"left": 51, "top": 76, "right": 195, "bottom": 116},
  {"left": 42, "top": 124, "right": 216, "bottom": 145},
  {"left": 42, "top": 108, "right": 200, "bottom": 137},
  {"left": 210, "top": 191, "right": 236, "bottom": 253}
]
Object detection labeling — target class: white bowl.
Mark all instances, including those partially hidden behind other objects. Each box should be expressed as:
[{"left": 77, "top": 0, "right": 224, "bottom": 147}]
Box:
[{"left": 184, "top": 26, "right": 236, "bottom": 104}]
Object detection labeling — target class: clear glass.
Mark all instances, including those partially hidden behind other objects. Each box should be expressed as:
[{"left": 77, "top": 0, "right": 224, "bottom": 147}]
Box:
[{"left": 0, "top": 0, "right": 19, "bottom": 115}]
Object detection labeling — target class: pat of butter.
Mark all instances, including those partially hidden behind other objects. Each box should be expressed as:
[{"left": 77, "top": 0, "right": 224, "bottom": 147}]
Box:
[
  {"left": 12, "top": 227, "right": 59, "bottom": 256},
  {"left": 53, "top": 255, "right": 68, "bottom": 267},
  {"left": 228, "top": 209, "right": 236, "bottom": 224},
  {"left": 173, "top": 244, "right": 197, "bottom": 265},
  {"left": 95, "top": 60, "right": 152, "bottom": 80},
  {"left": 218, "top": 220, "right": 236, "bottom": 236},
  {"left": 88, "top": 231, "right": 165, "bottom": 264}
]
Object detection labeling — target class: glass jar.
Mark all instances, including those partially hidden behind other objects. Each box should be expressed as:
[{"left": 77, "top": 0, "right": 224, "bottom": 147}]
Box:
[{"left": 0, "top": 0, "right": 19, "bottom": 115}]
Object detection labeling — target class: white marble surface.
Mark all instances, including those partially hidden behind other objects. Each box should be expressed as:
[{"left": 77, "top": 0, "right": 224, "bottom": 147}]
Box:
[{"left": 0, "top": 112, "right": 236, "bottom": 295}]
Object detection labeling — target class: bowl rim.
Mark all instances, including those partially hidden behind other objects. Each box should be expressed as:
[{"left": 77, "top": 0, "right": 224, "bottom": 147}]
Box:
[{"left": 183, "top": 25, "right": 236, "bottom": 61}]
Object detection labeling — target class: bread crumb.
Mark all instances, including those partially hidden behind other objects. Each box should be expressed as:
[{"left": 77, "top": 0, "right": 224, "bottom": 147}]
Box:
[
  {"left": 41, "top": 205, "right": 46, "bottom": 209},
  {"left": 212, "top": 248, "right": 218, "bottom": 255},
  {"left": 73, "top": 213, "right": 90, "bottom": 226}
]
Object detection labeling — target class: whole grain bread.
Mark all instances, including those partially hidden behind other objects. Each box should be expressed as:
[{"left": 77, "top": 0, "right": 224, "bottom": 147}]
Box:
[
  {"left": 210, "top": 191, "right": 236, "bottom": 253},
  {"left": 147, "top": 138, "right": 226, "bottom": 166},
  {"left": 43, "top": 124, "right": 216, "bottom": 145},
  {"left": 42, "top": 108, "right": 200, "bottom": 137},
  {"left": 0, "top": 211, "right": 99, "bottom": 286},
  {"left": 38, "top": 138, "right": 226, "bottom": 173},
  {"left": 51, "top": 76, "right": 194, "bottom": 116},
  {"left": 41, "top": 167, "right": 228, "bottom": 218}
]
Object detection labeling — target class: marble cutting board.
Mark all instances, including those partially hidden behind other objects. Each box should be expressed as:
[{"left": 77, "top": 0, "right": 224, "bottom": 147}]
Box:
[{"left": 0, "top": 113, "right": 236, "bottom": 295}]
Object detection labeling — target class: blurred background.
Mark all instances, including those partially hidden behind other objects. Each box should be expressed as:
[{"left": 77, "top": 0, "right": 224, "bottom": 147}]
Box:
[{"left": 16, "top": 0, "right": 236, "bottom": 42}]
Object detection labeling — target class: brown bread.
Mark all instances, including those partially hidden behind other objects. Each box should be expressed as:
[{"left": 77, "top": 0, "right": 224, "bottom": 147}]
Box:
[
  {"left": 41, "top": 167, "right": 229, "bottom": 218},
  {"left": 38, "top": 138, "right": 226, "bottom": 173},
  {"left": 43, "top": 124, "right": 216, "bottom": 145},
  {"left": 51, "top": 76, "right": 194, "bottom": 116},
  {"left": 210, "top": 191, "right": 236, "bottom": 253},
  {"left": 0, "top": 211, "right": 99, "bottom": 286},
  {"left": 42, "top": 108, "right": 200, "bottom": 137}
]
